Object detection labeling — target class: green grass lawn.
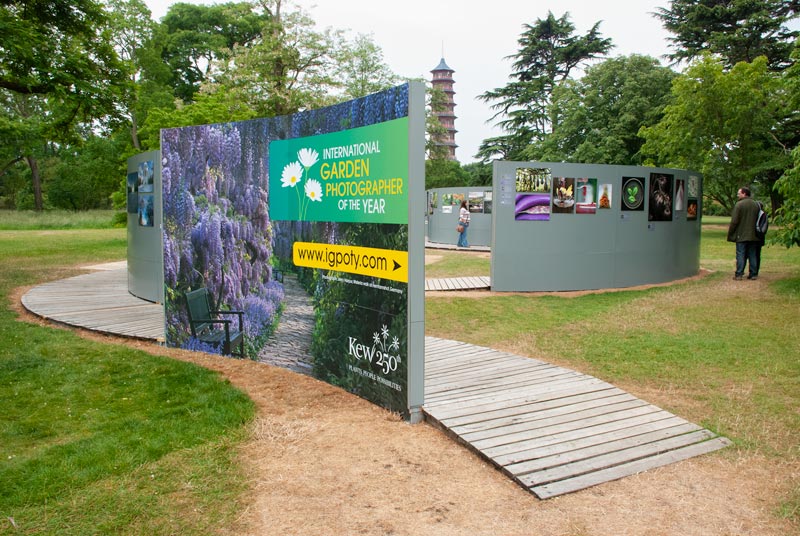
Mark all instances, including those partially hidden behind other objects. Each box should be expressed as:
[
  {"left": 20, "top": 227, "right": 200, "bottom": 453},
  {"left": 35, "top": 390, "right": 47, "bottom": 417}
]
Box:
[
  {"left": 0, "top": 209, "right": 120, "bottom": 230},
  {"left": 426, "top": 219, "right": 800, "bottom": 523},
  {"left": 0, "top": 225, "right": 255, "bottom": 535}
]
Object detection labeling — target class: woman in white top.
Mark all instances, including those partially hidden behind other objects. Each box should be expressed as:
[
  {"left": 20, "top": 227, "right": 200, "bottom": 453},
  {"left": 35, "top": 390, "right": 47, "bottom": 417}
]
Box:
[{"left": 457, "top": 200, "right": 470, "bottom": 248}]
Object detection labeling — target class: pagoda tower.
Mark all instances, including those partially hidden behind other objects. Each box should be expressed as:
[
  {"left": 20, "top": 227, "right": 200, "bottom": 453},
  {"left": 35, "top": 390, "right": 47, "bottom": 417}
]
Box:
[{"left": 430, "top": 58, "right": 458, "bottom": 160}]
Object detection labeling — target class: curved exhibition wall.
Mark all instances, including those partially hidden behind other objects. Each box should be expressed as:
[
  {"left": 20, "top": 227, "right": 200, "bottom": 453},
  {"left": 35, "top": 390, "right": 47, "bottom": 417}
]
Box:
[
  {"left": 128, "top": 156, "right": 702, "bottom": 296},
  {"left": 426, "top": 186, "right": 493, "bottom": 247},
  {"left": 491, "top": 162, "right": 702, "bottom": 292},
  {"left": 126, "top": 150, "right": 164, "bottom": 303}
]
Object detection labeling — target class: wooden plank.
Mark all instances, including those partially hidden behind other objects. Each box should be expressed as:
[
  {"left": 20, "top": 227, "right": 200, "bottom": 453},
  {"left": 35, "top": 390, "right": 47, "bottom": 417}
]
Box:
[
  {"left": 466, "top": 277, "right": 483, "bottom": 289},
  {"left": 493, "top": 415, "right": 689, "bottom": 466},
  {"left": 426, "top": 348, "right": 547, "bottom": 371},
  {"left": 434, "top": 382, "right": 619, "bottom": 428},
  {"left": 427, "top": 380, "right": 581, "bottom": 411},
  {"left": 476, "top": 407, "right": 672, "bottom": 455},
  {"left": 429, "top": 359, "right": 567, "bottom": 382},
  {"left": 425, "top": 371, "right": 586, "bottom": 406},
  {"left": 450, "top": 390, "right": 634, "bottom": 435},
  {"left": 529, "top": 437, "right": 732, "bottom": 499},
  {"left": 424, "top": 337, "right": 465, "bottom": 353},
  {"left": 506, "top": 422, "right": 704, "bottom": 475},
  {"left": 459, "top": 398, "right": 649, "bottom": 442},
  {"left": 517, "top": 429, "right": 719, "bottom": 487},
  {"left": 425, "top": 363, "right": 569, "bottom": 392},
  {"left": 427, "top": 345, "right": 547, "bottom": 369},
  {"left": 434, "top": 373, "right": 609, "bottom": 404},
  {"left": 428, "top": 378, "right": 610, "bottom": 420},
  {"left": 426, "top": 348, "right": 515, "bottom": 371},
  {"left": 426, "top": 361, "right": 556, "bottom": 385}
]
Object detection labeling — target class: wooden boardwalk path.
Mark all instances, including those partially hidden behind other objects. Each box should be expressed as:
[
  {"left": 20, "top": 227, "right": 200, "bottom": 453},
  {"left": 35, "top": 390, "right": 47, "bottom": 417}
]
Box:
[
  {"left": 21, "top": 266, "right": 730, "bottom": 498},
  {"left": 425, "top": 276, "right": 490, "bottom": 291},
  {"left": 422, "top": 337, "right": 731, "bottom": 499},
  {"left": 21, "top": 266, "right": 165, "bottom": 342}
]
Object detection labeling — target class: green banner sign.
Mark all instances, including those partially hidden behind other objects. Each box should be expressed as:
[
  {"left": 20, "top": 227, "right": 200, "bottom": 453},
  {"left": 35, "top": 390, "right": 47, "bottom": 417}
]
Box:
[{"left": 269, "top": 118, "right": 409, "bottom": 224}]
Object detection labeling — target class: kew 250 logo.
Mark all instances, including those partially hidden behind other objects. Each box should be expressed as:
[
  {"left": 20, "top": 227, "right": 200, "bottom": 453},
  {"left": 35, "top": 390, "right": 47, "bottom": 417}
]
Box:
[{"left": 348, "top": 324, "right": 401, "bottom": 374}]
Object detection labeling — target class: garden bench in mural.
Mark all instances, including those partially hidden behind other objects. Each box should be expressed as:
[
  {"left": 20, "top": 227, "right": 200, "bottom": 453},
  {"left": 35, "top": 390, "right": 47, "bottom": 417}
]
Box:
[{"left": 185, "top": 288, "right": 245, "bottom": 358}]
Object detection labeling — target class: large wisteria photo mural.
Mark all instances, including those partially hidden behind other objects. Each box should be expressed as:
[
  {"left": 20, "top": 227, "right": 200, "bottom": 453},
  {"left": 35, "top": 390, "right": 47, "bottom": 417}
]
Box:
[
  {"left": 161, "top": 84, "right": 412, "bottom": 414},
  {"left": 161, "top": 119, "right": 286, "bottom": 356}
]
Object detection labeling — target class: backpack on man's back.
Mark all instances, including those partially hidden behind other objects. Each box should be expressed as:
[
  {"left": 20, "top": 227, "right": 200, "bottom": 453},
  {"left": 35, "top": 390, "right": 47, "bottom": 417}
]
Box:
[{"left": 755, "top": 201, "right": 769, "bottom": 240}]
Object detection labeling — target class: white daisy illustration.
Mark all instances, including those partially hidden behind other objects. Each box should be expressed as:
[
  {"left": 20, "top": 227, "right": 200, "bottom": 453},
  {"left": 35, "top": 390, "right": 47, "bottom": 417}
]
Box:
[
  {"left": 304, "top": 178, "right": 323, "bottom": 202},
  {"left": 280, "top": 162, "right": 303, "bottom": 188},
  {"left": 297, "top": 148, "right": 319, "bottom": 169}
]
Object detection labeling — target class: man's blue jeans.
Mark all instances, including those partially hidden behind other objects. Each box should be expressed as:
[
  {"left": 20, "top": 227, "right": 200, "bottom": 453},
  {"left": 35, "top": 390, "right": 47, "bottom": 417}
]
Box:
[{"left": 735, "top": 241, "right": 759, "bottom": 277}]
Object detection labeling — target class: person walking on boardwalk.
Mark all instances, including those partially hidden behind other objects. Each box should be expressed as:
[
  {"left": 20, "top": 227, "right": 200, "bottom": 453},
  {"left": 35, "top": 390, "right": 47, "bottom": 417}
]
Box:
[
  {"left": 727, "top": 186, "right": 761, "bottom": 280},
  {"left": 457, "top": 200, "right": 470, "bottom": 248}
]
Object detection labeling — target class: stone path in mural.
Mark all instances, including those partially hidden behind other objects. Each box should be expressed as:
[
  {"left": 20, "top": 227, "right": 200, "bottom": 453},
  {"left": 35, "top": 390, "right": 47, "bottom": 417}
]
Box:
[{"left": 257, "top": 274, "right": 315, "bottom": 375}]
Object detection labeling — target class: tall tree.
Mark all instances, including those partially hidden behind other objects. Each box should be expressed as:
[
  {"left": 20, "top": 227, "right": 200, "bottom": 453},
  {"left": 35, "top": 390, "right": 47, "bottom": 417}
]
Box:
[
  {"left": 139, "top": 0, "right": 395, "bottom": 140},
  {"left": 477, "top": 11, "right": 612, "bottom": 161},
  {"left": 334, "top": 33, "right": 400, "bottom": 99},
  {"left": 774, "top": 143, "right": 800, "bottom": 247},
  {"left": 0, "top": 0, "right": 127, "bottom": 210},
  {"left": 771, "top": 43, "right": 800, "bottom": 247},
  {"left": 529, "top": 55, "right": 677, "bottom": 165},
  {"left": 639, "top": 55, "right": 790, "bottom": 211},
  {"left": 656, "top": 0, "right": 800, "bottom": 71},
  {"left": 105, "top": 0, "right": 160, "bottom": 150},
  {"left": 161, "top": 2, "right": 270, "bottom": 102},
  {"left": 205, "top": 0, "right": 339, "bottom": 117}
]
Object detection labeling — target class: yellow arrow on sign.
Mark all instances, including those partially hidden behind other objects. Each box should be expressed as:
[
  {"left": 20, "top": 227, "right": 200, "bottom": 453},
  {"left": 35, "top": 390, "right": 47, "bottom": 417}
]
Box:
[{"left": 292, "top": 242, "right": 408, "bottom": 283}]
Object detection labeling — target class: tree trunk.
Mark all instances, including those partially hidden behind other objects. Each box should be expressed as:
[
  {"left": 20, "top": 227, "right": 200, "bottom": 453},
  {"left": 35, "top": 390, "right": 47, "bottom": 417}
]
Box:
[
  {"left": 131, "top": 113, "right": 141, "bottom": 151},
  {"left": 26, "top": 155, "right": 43, "bottom": 211}
]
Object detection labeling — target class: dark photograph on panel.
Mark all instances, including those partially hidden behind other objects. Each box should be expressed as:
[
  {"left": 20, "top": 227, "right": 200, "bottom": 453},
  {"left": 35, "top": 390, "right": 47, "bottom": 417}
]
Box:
[{"left": 649, "top": 173, "right": 673, "bottom": 221}]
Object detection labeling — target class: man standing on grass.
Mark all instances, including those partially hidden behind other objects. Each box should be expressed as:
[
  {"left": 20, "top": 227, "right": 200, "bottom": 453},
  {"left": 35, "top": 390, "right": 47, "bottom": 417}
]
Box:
[{"left": 727, "top": 186, "right": 761, "bottom": 280}]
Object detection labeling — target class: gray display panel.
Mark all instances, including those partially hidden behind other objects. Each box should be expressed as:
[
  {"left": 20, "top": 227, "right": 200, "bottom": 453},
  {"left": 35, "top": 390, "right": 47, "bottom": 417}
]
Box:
[
  {"left": 126, "top": 151, "right": 164, "bottom": 304},
  {"left": 491, "top": 162, "right": 702, "bottom": 292},
  {"left": 426, "top": 186, "right": 493, "bottom": 246}
]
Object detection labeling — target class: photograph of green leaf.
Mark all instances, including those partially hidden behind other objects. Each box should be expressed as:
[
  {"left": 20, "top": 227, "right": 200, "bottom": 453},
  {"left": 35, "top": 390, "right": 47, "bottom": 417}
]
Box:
[{"left": 622, "top": 177, "right": 645, "bottom": 211}]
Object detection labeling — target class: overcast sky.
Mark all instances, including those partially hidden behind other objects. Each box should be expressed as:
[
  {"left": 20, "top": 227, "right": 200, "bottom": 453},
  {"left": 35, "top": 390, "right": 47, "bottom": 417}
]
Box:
[{"left": 144, "top": 0, "right": 676, "bottom": 162}]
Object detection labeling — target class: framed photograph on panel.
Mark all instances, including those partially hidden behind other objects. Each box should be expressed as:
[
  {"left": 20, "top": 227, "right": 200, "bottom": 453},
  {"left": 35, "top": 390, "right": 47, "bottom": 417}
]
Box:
[
  {"left": 621, "top": 177, "right": 645, "bottom": 211},
  {"left": 552, "top": 177, "right": 575, "bottom": 214},
  {"left": 649, "top": 173, "right": 673, "bottom": 221},
  {"left": 598, "top": 183, "right": 612, "bottom": 209}
]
